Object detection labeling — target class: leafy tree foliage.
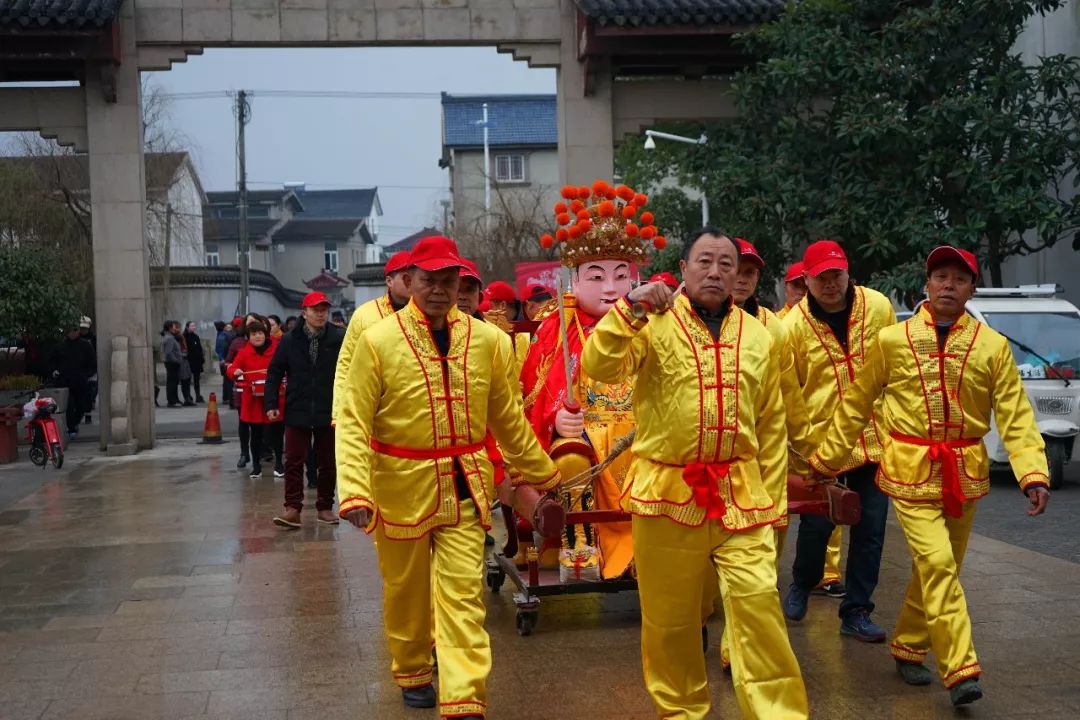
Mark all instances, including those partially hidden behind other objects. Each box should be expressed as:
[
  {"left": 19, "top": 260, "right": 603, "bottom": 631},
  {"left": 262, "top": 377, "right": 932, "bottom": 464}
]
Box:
[{"left": 620, "top": 0, "right": 1080, "bottom": 299}]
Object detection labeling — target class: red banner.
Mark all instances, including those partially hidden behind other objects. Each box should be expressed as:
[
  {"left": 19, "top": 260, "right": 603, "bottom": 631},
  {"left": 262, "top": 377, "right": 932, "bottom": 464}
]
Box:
[
  {"left": 514, "top": 260, "right": 563, "bottom": 298},
  {"left": 514, "top": 260, "right": 642, "bottom": 298}
]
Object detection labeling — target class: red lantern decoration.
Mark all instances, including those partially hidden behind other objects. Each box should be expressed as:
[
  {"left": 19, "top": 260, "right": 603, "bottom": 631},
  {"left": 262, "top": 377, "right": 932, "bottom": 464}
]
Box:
[
  {"left": 634, "top": 193, "right": 648, "bottom": 206},
  {"left": 554, "top": 202, "right": 568, "bottom": 214},
  {"left": 561, "top": 186, "right": 577, "bottom": 200},
  {"left": 540, "top": 234, "right": 555, "bottom": 249},
  {"left": 555, "top": 228, "right": 569, "bottom": 242},
  {"left": 653, "top": 236, "right": 667, "bottom": 250},
  {"left": 625, "top": 223, "right": 640, "bottom": 237},
  {"left": 621, "top": 204, "right": 638, "bottom": 219},
  {"left": 568, "top": 225, "right": 583, "bottom": 239},
  {"left": 570, "top": 200, "right": 585, "bottom": 213},
  {"left": 616, "top": 185, "right": 635, "bottom": 201},
  {"left": 556, "top": 213, "right": 571, "bottom": 226},
  {"left": 640, "top": 226, "right": 657, "bottom": 240},
  {"left": 597, "top": 200, "right": 616, "bottom": 217},
  {"left": 640, "top": 211, "right": 655, "bottom": 226},
  {"left": 576, "top": 209, "right": 591, "bottom": 221}
]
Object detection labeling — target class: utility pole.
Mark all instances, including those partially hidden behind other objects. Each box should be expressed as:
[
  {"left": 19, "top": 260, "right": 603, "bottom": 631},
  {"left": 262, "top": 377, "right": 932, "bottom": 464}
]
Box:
[
  {"left": 236, "top": 90, "right": 251, "bottom": 316},
  {"left": 162, "top": 204, "right": 173, "bottom": 319}
]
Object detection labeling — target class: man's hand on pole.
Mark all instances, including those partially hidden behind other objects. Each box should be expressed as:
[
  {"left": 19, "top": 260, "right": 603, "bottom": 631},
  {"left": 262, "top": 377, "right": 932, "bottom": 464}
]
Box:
[{"left": 627, "top": 281, "right": 676, "bottom": 315}]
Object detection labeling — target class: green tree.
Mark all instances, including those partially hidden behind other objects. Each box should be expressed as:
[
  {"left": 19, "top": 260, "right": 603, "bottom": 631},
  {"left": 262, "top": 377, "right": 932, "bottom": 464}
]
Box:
[
  {"left": 621, "top": 0, "right": 1080, "bottom": 299},
  {"left": 0, "top": 246, "right": 81, "bottom": 364}
]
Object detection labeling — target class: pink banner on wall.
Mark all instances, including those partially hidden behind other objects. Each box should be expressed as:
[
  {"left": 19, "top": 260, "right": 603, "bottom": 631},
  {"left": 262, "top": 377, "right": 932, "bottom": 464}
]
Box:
[
  {"left": 514, "top": 260, "right": 641, "bottom": 297},
  {"left": 514, "top": 260, "right": 563, "bottom": 297}
]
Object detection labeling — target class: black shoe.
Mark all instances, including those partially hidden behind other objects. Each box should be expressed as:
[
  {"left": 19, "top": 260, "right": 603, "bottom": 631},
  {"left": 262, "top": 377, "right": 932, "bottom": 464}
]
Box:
[
  {"left": 815, "top": 581, "right": 847, "bottom": 598},
  {"left": 183, "top": 400, "right": 196, "bottom": 407},
  {"left": 167, "top": 403, "right": 181, "bottom": 408},
  {"left": 274, "top": 464, "right": 285, "bottom": 478},
  {"left": 196, "top": 396, "right": 206, "bottom": 404},
  {"left": 237, "top": 454, "right": 250, "bottom": 469},
  {"left": 896, "top": 660, "right": 933, "bottom": 686},
  {"left": 783, "top": 584, "right": 810, "bottom": 622},
  {"left": 249, "top": 465, "right": 262, "bottom": 479},
  {"left": 949, "top": 678, "right": 983, "bottom": 706},
  {"left": 401, "top": 684, "right": 436, "bottom": 709}
]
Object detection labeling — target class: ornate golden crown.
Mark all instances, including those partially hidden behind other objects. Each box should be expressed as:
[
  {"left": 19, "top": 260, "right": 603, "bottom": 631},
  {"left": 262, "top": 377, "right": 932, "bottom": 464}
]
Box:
[{"left": 539, "top": 180, "right": 666, "bottom": 268}]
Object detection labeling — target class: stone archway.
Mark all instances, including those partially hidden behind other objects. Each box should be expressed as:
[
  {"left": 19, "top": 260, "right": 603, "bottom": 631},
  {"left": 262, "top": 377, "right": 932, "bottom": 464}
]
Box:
[{"left": 0, "top": 0, "right": 760, "bottom": 451}]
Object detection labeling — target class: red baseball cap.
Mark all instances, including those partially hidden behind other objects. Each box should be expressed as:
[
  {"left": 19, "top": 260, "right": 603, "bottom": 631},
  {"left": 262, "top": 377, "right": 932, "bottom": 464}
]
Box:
[
  {"left": 384, "top": 251, "right": 411, "bottom": 276},
  {"left": 649, "top": 272, "right": 679, "bottom": 290},
  {"left": 803, "top": 240, "right": 848, "bottom": 277},
  {"left": 735, "top": 238, "right": 765, "bottom": 269},
  {"left": 301, "top": 291, "right": 331, "bottom": 308},
  {"left": 926, "top": 245, "right": 978, "bottom": 279},
  {"left": 459, "top": 258, "right": 483, "bottom": 286},
  {"left": 486, "top": 281, "right": 517, "bottom": 303},
  {"left": 784, "top": 261, "right": 805, "bottom": 283},
  {"left": 525, "top": 284, "right": 553, "bottom": 302},
  {"left": 408, "top": 235, "right": 464, "bottom": 272}
]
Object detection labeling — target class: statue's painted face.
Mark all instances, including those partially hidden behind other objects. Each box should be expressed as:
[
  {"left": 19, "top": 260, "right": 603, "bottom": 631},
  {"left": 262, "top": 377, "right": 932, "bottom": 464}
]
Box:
[{"left": 572, "top": 259, "right": 633, "bottom": 318}]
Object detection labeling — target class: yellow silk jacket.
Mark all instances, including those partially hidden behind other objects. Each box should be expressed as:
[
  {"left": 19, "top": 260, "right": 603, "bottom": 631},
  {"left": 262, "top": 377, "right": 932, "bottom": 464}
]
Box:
[
  {"left": 332, "top": 294, "right": 397, "bottom": 423},
  {"left": 783, "top": 285, "right": 897, "bottom": 473},
  {"left": 336, "top": 301, "right": 560, "bottom": 539},
  {"left": 810, "top": 306, "right": 1049, "bottom": 500},
  {"left": 755, "top": 305, "right": 813, "bottom": 524},
  {"left": 581, "top": 295, "right": 786, "bottom": 531}
]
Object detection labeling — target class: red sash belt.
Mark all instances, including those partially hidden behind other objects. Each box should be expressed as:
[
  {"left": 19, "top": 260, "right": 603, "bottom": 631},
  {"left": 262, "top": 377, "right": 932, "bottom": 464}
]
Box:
[
  {"left": 371, "top": 439, "right": 485, "bottom": 460},
  {"left": 683, "top": 461, "right": 732, "bottom": 520},
  {"left": 890, "top": 433, "right": 979, "bottom": 518}
]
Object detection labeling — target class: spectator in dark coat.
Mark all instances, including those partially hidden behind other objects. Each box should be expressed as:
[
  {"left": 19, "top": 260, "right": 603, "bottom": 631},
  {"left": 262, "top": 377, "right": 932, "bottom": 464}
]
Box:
[
  {"left": 54, "top": 326, "right": 96, "bottom": 440},
  {"left": 265, "top": 292, "right": 346, "bottom": 528},
  {"left": 183, "top": 322, "right": 206, "bottom": 403}
]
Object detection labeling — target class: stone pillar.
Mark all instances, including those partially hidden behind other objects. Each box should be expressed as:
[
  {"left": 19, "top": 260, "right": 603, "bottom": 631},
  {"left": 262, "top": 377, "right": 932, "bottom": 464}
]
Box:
[
  {"left": 556, "top": 0, "right": 614, "bottom": 184},
  {"left": 85, "top": 2, "right": 155, "bottom": 451},
  {"left": 107, "top": 336, "right": 138, "bottom": 456}
]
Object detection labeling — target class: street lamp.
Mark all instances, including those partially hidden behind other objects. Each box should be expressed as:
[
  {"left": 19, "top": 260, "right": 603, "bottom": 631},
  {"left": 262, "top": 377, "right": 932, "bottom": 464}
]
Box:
[
  {"left": 475, "top": 103, "right": 491, "bottom": 232},
  {"left": 643, "top": 129, "right": 710, "bottom": 226}
]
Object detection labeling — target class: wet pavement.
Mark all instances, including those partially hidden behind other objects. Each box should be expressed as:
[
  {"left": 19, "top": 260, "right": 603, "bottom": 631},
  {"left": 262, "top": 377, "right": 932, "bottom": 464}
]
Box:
[{"left": 0, "top": 441, "right": 1079, "bottom": 720}]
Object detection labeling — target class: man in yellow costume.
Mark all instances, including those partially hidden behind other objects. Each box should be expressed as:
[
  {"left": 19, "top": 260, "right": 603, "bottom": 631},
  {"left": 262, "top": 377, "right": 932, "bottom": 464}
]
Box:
[
  {"left": 779, "top": 258, "right": 846, "bottom": 597},
  {"left": 704, "top": 238, "right": 812, "bottom": 673},
  {"left": 519, "top": 180, "right": 651, "bottom": 583},
  {"left": 331, "top": 249, "right": 411, "bottom": 423},
  {"left": 807, "top": 245, "right": 1050, "bottom": 707},
  {"left": 782, "top": 240, "right": 896, "bottom": 643},
  {"left": 777, "top": 261, "right": 807, "bottom": 318},
  {"left": 335, "top": 235, "right": 560, "bottom": 718},
  {"left": 582, "top": 226, "right": 808, "bottom": 720}
]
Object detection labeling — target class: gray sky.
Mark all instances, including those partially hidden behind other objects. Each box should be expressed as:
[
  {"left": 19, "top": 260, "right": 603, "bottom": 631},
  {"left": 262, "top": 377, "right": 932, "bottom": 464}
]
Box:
[{"left": 148, "top": 47, "right": 554, "bottom": 244}]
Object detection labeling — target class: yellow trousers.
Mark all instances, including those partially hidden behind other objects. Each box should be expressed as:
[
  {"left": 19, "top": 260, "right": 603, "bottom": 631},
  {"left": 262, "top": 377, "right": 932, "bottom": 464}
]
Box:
[
  {"left": 717, "top": 526, "right": 786, "bottom": 669},
  {"left": 375, "top": 502, "right": 489, "bottom": 717},
  {"left": 890, "top": 499, "right": 981, "bottom": 688},
  {"left": 821, "top": 525, "right": 843, "bottom": 584},
  {"left": 634, "top": 516, "right": 807, "bottom": 720}
]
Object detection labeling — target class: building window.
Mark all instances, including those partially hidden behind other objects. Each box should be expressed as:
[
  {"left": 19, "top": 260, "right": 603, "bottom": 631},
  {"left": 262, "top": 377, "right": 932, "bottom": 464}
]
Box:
[
  {"left": 205, "top": 244, "right": 220, "bottom": 267},
  {"left": 324, "top": 242, "right": 339, "bottom": 272},
  {"left": 495, "top": 154, "right": 526, "bottom": 183}
]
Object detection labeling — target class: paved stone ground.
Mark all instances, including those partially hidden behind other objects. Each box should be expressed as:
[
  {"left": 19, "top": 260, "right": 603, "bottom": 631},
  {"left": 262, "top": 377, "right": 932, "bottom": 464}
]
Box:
[{"left": 0, "top": 441, "right": 1078, "bottom": 720}]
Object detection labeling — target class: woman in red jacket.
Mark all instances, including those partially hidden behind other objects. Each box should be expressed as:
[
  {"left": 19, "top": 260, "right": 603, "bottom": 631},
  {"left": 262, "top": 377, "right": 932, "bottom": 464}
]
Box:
[{"left": 227, "top": 319, "right": 284, "bottom": 478}]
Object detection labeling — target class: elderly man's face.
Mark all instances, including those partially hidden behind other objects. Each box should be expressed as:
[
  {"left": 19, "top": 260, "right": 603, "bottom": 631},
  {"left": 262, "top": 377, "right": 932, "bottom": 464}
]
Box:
[{"left": 679, "top": 234, "right": 738, "bottom": 313}]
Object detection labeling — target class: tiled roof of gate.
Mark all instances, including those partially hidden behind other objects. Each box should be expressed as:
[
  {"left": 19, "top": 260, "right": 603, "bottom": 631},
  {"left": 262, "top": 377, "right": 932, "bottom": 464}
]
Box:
[
  {"left": 575, "top": 0, "right": 784, "bottom": 27},
  {"left": 442, "top": 94, "right": 557, "bottom": 149},
  {"left": 0, "top": 0, "right": 124, "bottom": 28}
]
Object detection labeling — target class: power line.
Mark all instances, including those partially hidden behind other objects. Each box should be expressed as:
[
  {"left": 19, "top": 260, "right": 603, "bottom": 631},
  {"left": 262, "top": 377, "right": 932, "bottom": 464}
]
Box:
[{"left": 163, "top": 89, "right": 441, "bottom": 101}]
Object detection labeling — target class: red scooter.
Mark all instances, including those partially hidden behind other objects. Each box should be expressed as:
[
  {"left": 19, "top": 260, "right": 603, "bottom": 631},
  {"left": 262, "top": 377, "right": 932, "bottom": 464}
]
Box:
[{"left": 23, "top": 394, "right": 63, "bottom": 469}]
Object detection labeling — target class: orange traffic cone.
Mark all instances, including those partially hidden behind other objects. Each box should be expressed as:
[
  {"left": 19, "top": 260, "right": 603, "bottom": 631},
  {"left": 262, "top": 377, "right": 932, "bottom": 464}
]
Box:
[{"left": 199, "top": 392, "right": 224, "bottom": 444}]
